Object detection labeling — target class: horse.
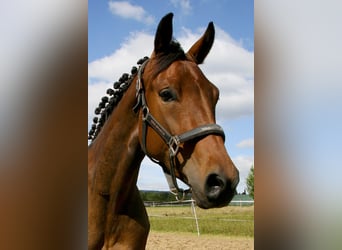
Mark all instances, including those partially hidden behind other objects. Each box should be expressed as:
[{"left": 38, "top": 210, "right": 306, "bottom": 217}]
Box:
[{"left": 88, "top": 13, "right": 239, "bottom": 249}]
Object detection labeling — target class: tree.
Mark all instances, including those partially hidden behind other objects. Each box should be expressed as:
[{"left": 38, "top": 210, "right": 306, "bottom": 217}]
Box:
[{"left": 246, "top": 165, "right": 254, "bottom": 199}]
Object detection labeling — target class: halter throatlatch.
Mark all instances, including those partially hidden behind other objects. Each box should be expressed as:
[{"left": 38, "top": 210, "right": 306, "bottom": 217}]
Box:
[{"left": 133, "top": 59, "right": 226, "bottom": 200}]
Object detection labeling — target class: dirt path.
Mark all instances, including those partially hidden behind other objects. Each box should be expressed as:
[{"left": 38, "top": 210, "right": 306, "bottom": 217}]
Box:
[{"left": 146, "top": 231, "right": 254, "bottom": 250}]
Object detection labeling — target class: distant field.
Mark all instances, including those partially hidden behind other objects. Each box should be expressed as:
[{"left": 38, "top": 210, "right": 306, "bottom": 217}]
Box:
[{"left": 146, "top": 205, "right": 254, "bottom": 237}]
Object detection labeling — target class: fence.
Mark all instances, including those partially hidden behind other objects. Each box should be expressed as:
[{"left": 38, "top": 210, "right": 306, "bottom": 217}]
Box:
[
  {"left": 229, "top": 199, "right": 254, "bottom": 206},
  {"left": 145, "top": 199, "right": 254, "bottom": 236},
  {"left": 144, "top": 199, "right": 254, "bottom": 207}
]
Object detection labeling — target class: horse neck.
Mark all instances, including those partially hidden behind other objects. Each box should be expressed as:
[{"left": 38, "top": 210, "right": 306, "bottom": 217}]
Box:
[{"left": 89, "top": 77, "right": 144, "bottom": 201}]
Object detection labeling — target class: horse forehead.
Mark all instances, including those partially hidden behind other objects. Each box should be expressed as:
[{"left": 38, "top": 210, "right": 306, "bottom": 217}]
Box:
[
  {"left": 170, "top": 60, "right": 199, "bottom": 74},
  {"left": 166, "top": 60, "right": 210, "bottom": 85}
]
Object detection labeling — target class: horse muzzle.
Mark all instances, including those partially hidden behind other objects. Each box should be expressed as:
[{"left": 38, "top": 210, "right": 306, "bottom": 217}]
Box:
[{"left": 191, "top": 170, "right": 239, "bottom": 209}]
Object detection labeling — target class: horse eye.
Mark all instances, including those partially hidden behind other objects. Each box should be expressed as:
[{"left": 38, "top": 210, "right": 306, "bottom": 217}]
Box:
[{"left": 159, "top": 88, "right": 176, "bottom": 102}]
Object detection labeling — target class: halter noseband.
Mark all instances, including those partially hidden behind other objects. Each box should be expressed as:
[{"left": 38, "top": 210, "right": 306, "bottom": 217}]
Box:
[{"left": 133, "top": 59, "right": 226, "bottom": 200}]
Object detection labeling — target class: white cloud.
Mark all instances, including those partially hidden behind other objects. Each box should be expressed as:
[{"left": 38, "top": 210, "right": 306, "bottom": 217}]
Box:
[
  {"left": 236, "top": 138, "right": 254, "bottom": 148},
  {"left": 88, "top": 31, "right": 154, "bottom": 128},
  {"left": 170, "top": 0, "right": 192, "bottom": 14},
  {"left": 108, "top": 1, "right": 154, "bottom": 25},
  {"left": 88, "top": 31, "right": 153, "bottom": 81},
  {"left": 138, "top": 158, "right": 176, "bottom": 191},
  {"left": 178, "top": 26, "right": 254, "bottom": 120},
  {"left": 88, "top": 81, "right": 111, "bottom": 127},
  {"left": 232, "top": 155, "right": 254, "bottom": 193},
  {"left": 88, "top": 25, "right": 254, "bottom": 130}
]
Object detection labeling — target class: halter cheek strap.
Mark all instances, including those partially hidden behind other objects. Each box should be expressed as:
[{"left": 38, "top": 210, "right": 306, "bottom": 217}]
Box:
[{"left": 133, "top": 59, "right": 226, "bottom": 200}]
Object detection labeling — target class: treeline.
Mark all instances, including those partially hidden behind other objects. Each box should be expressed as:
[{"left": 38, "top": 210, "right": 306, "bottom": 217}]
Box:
[
  {"left": 139, "top": 190, "right": 192, "bottom": 202},
  {"left": 139, "top": 190, "right": 253, "bottom": 203}
]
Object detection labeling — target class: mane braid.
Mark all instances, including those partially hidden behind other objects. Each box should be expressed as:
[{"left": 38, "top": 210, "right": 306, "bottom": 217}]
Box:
[
  {"left": 88, "top": 41, "right": 184, "bottom": 142},
  {"left": 88, "top": 56, "right": 149, "bottom": 142}
]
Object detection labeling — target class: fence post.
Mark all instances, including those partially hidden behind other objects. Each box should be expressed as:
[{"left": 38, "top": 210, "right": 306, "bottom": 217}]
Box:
[{"left": 191, "top": 199, "right": 200, "bottom": 236}]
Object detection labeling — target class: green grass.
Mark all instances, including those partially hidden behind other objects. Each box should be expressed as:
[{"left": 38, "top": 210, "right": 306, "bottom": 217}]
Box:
[{"left": 146, "top": 205, "right": 254, "bottom": 237}]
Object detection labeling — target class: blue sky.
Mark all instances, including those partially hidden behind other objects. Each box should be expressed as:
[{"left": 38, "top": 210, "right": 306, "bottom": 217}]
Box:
[{"left": 88, "top": 0, "right": 254, "bottom": 193}]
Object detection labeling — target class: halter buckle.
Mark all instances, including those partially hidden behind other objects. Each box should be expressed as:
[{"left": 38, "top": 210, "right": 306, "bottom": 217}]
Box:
[{"left": 169, "top": 136, "right": 180, "bottom": 157}]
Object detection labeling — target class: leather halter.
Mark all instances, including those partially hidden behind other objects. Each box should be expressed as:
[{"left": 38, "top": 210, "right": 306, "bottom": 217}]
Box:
[{"left": 133, "top": 59, "right": 226, "bottom": 200}]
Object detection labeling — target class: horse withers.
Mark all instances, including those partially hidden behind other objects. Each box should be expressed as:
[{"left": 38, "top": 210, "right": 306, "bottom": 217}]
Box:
[{"left": 88, "top": 13, "right": 239, "bottom": 250}]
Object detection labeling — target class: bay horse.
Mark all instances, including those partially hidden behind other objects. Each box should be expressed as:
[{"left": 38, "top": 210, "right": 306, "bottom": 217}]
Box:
[{"left": 88, "top": 13, "right": 239, "bottom": 249}]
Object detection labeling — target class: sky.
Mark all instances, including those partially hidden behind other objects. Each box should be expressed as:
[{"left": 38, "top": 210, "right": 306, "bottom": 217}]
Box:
[{"left": 88, "top": 0, "right": 254, "bottom": 193}]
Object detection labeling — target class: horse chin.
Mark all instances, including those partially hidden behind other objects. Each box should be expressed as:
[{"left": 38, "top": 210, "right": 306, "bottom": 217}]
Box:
[{"left": 191, "top": 189, "right": 235, "bottom": 209}]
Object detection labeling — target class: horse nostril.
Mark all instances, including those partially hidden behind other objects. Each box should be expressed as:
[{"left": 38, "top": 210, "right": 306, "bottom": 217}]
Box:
[{"left": 205, "top": 174, "right": 227, "bottom": 201}]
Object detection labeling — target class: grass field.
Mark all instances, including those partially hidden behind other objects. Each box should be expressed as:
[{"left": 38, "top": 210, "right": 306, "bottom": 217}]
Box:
[{"left": 146, "top": 205, "right": 254, "bottom": 237}]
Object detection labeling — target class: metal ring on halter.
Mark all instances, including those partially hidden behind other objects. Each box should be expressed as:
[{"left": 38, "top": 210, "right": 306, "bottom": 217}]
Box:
[
  {"left": 142, "top": 106, "right": 149, "bottom": 121},
  {"left": 172, "top": 188, "right": 186, "bottom": 201}
]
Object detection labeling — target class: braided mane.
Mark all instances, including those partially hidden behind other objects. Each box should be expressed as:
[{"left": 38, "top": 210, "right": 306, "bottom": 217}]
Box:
[
  {"left": 88, "top": 56, "right": 149, "bottom": 142},
  {"left": 88, "top": 40, "right": 186, "bottom": 142}
]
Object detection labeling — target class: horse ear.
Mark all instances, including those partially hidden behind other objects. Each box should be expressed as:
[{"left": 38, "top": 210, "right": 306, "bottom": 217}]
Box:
[
  {"left": 187, "top": 22, "right": 215, "bottom": 64},
  {"left": 154, "top": 13, "right": 173, "bottom": 54}
]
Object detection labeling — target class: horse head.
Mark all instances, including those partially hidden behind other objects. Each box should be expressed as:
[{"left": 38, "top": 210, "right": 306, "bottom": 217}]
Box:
[{"left": 137, "top": 13, "right": 239, "bottom": 208}]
